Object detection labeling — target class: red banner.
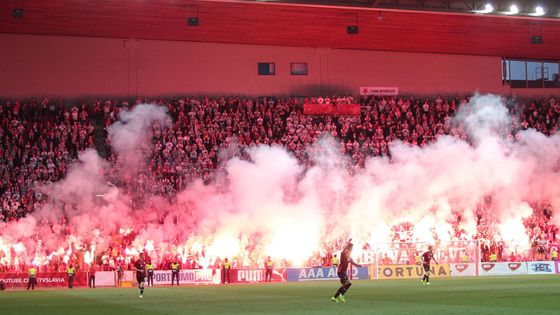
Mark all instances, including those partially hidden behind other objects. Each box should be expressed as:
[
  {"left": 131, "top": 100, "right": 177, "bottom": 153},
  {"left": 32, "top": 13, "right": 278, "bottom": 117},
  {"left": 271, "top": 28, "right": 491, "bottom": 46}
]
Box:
[
  {"left": 304, "top": 103, "right": 360, "bottom": 116},
  {"left": 0, "top": 272, "right": 87, "bottom": 289},
  {"left": 230, "top": 269, "right": 287, "bottom": 283}
]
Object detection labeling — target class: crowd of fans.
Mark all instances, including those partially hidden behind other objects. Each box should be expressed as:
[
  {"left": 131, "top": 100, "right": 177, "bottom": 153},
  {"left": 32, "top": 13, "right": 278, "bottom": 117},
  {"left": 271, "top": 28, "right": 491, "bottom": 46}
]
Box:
[
  {"left": 1, "top": 94, "right": 560, "bottom": 271},
  {"left": 0, "top": 98, "right": 96, "bottom": 222}
]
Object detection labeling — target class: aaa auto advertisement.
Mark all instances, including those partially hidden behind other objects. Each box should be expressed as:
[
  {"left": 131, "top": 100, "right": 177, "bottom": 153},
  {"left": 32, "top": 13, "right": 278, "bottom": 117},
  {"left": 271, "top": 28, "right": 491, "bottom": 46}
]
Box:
[
  {"left": 286, "top": 266, "right": 369, "bottom": 282},
  {"left": 0, "top": 272, "right": 87, "bottom": 289},
  {"left": 479, "top": 262, "right": 528, "bottom": 276}
]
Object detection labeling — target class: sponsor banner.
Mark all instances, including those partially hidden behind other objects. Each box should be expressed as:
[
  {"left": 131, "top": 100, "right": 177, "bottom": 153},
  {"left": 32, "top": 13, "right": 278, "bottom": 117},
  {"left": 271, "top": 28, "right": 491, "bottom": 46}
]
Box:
[
  {"left": 123, "top": 270, "right": 134, "bottom": 287},
  {"left": 377, "top": 264, "right": 451, "bottom": 279},
  {"left": 360, "top": 87, "right": 399, "bottom": 96},
  {"left": 231, "top": 269, "right": 287, "bottom": 283},
  {"left": 286, "top": 266, "right": 369, "bottom": 282},
  {"left": 555, "top": 261, "right": 560, "bottom": 274},
  {"left": 527, "top": 261, "right": 555, "bottom": 275},
  {"left": 450, "top": 263, "right": 477, "bottom": 277},
  {"left": 95, "top": 271, "right": 116, "bottom": 287},
  {"left": 150, "top": 269, "right": 218, "bottom": 286},
  {"left": 479, "top": 262, "right": 527, "bottom": 276},
  {"left": 0, "top": 272, "right": 87, "bottom": 289},
  {"left": 303, "top": 103, "right": 360, "bottom": 115}
]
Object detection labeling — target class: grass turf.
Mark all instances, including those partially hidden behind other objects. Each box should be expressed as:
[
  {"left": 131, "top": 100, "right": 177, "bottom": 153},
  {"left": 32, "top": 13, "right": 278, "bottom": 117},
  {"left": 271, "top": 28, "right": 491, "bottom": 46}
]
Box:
[{"left": 1, "top": 276, "right": 559, "bottom": 315}]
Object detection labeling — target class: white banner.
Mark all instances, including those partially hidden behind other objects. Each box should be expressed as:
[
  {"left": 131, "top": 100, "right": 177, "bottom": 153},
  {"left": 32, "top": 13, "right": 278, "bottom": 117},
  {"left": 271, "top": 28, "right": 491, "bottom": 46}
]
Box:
[
  {"left": 151, "top": 269, "right": 219, "bottom": 285},
  {"left": 123, "top": 271, "right": 134, "bottom": 282},
  {"left": 95, "top": 271, "right": 116, "bottom": 287},
  {"left": 527, "top": 261, "right": 555, "bottom": 275},
  {"left": 450, "top": 263, "right": 477, "bottom": 277},
  {"left": 479, "top": 262, "right": 527, "bottom": 276},
  {"left": 359, "top": 87, "right": 399, "bottom": 96}
]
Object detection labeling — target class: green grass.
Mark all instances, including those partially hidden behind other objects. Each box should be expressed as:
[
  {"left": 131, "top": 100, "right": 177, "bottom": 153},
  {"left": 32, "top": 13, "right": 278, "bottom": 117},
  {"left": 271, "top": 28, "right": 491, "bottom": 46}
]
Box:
[{"left": 1, "top": 276, "right": 559, "bottom": 315}]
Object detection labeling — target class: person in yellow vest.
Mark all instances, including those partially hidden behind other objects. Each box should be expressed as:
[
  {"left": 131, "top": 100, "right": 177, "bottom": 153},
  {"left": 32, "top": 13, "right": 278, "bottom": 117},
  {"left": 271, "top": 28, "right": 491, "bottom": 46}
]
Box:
[
  {"left": 331, "top": 254, "right": 339, "bottom": 269},
  {"left": 414, "top": 252, "right": 423, "bottom": 265},
  {"left": 67, "top": 264, "right": 75, "bottom": 289},
  {"left": 146, "top": 261, "right": 155, "bottom": 287},
  {"left": 222, "top": 258, "right": 231, "bottom": 284},
  {"left": 461, "top": 253, "right": 469, "bottom": 263},
  {"left": 490, "top": 253, "right": 497, "bottom": 263},
  {"left": 265, "top": 256, "right": 274, "bottom": 283},
  {"left": 171, "top": 260, "right": 180, "bottom": 286},
  {"left": 27, "top": 266, "right": 37, "bottom": 290},
  {"left": 551, "top": 247, "right": 558, "bottom": 261}
]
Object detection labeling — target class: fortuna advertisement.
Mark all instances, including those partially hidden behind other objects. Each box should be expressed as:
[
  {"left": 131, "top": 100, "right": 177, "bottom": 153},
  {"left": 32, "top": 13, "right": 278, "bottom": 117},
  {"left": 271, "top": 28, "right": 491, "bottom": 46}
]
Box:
[{"left": 376, "top": 264, "right": 451, "bottom": 279}]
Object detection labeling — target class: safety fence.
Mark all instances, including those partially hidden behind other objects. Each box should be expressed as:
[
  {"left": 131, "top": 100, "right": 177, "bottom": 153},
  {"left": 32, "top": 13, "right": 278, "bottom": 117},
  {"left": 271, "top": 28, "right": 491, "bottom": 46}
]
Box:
[{"left": 1, "top": 262, "right": 558, "bottom": 288}]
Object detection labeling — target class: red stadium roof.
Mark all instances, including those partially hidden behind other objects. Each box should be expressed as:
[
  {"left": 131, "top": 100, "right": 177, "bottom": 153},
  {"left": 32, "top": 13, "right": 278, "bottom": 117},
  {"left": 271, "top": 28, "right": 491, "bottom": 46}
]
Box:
[{"left": 1, "top": 0, "right": 559, "bottom": 59}]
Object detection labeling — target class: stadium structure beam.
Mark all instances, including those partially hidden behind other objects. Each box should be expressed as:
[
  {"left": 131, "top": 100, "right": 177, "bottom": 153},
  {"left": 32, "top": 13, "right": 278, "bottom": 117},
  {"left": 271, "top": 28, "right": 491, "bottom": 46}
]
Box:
[{"left": 264, "top": 0, "right": 559, "bottom": 16}]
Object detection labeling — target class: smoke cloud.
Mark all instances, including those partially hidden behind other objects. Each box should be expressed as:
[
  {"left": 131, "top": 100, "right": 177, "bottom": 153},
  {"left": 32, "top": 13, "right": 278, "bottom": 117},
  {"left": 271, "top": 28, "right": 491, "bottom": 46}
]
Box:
[{"left": 1, "top": 95, "right": 559, "bottom": 268}]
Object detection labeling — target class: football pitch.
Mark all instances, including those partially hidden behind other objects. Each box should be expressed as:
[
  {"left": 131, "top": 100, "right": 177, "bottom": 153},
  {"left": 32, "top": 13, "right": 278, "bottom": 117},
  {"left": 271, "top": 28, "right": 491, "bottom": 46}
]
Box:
[{"left": 1, "top": 276, "right": 559, "bottom": 315}]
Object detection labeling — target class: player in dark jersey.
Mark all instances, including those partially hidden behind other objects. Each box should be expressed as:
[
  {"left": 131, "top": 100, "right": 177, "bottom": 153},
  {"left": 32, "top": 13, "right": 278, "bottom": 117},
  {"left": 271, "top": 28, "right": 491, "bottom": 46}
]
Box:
[
  {"left": 134, "top": 253, "right": 147, "bottom": 298},
  {"left": 421, "top": 245, "right": 439, "bottom": 286},
  {"left": 331, "top": 240, "right": 362, "bottom": 303}
]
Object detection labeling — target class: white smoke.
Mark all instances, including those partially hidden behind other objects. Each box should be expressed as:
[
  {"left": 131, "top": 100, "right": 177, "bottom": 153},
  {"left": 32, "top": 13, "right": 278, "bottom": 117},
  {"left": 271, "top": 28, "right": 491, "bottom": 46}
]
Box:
[
  {"left": 1, "top": 95, "right": 559, "bottom": 268},
  {"left": 107, "top": 104, "right": 170, "bottom": 155}
]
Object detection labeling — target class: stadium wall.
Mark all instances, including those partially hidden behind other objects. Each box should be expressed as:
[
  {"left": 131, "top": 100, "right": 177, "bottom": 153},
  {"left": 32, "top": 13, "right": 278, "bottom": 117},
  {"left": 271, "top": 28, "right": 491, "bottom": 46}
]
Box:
[{"left": 1, "top": 33, "right": 558, "bottom": 98}]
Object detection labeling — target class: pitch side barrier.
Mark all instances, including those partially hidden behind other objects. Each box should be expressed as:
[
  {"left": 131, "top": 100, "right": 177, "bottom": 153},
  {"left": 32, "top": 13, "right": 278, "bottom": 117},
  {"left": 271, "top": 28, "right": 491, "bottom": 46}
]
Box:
[
  {"left": 96, "top": 268, "right": 289, "bottom": 286},
  {"left": 370, "top": 264, "right": 452, "bottom": 280},
  {"left": 95, "top": 270, "right": 134, "bottom": 287},
  {"left": 362, "top": 261, "right": 560, "bottom": 279},
  {"left": 450, "top": 263, "right": 477, "bottom": 276},
  {"left": 286, "top": 266, "right": 369, "bottom": 282},
  {"left": 454, "top": 261, "right": 558, "bottom": 277},
  {"left": 231, "top": 268, "right": 287, "bottom": 283},
  {"left": 93, "top": 269, "right": 220, "bottom": 287},
  {"left": 479, "top": 262, "right": 528, "bottom": 276},
  {"left": 525, "top": 261, "right": 557, "bottom": 275},
  {"left": 151, "top": 269, "right": 219, "bottom": 285},
  {"left": 0, "top": 271, "right": 87, "bottom": 289},
  {"left": 8, "top": 262, "right": 556, "bottom": 288},
  {"left": 479, "top": 261, "right": 558, "bottom": 276}
]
